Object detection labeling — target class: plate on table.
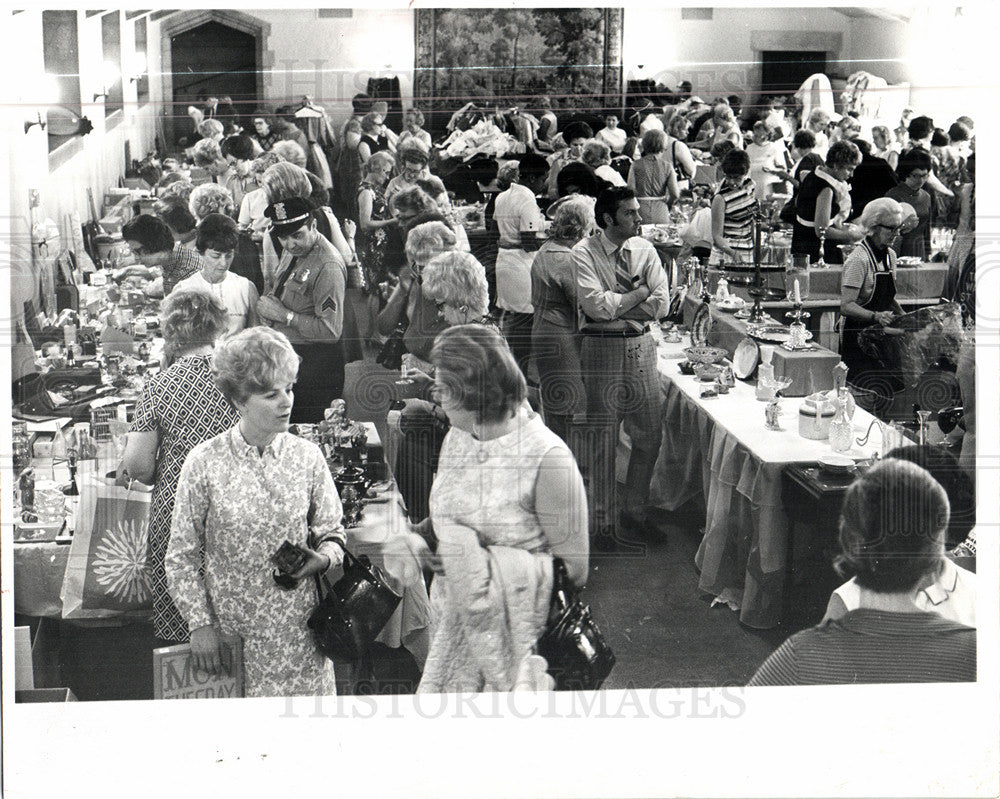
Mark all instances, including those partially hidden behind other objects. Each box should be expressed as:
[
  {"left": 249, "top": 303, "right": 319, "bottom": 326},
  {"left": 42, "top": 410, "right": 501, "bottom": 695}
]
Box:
[
  {"left": 896, "top": 256, "right": 922, "bottom": 267},
  {"left": 683, "top": 345, "right": 728, "bottom": 365},
  {"left": 817, "top": 454, "right": 856, "bottom": 474},
  {"left": 713, "top": 297, "right": 747, "bottom": 313},
  {"left": 691, "top": 302, "right": 713, "bottom": 346},
  {"left": 749, "top": 325, "right": 813, "bottom": 345},
  {"left": 732, "top": 337, "right": 760, "bottom": 380}
]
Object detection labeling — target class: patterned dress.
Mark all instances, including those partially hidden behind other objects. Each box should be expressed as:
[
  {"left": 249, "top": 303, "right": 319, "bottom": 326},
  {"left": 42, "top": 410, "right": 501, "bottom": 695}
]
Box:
[
  {"left": 130, "top": 354, "right": 240, "bottom": 642},
  {"left": 418, "top": 407, "right": 571, "bottom": 693},
  {"left": 356, "top": 180, "right": 395, "bottom": 293},
  {"left": 167, "top": 428, "right": 346, "bottom": 698}
]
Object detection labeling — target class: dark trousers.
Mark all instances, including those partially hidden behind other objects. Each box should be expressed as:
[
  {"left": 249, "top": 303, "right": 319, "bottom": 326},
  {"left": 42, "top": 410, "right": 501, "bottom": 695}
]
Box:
[{"left": 501, "top": 311, "right": 534, "bottom": 381}]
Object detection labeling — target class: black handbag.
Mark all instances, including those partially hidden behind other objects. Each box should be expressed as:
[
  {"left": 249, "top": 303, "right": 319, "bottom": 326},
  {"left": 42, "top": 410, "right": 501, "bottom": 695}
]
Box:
[
  {"left": 537, "top": 556, "right": 616, "bottom": 691},
  {"left": 307, "top": 547, "right": 402, "bottom": 663},
  {"left": 375, "top": 278, "right": 414, "bottom": 371},
  {"left": 375, "top": 320, "right": 408, "bottom": 371}
]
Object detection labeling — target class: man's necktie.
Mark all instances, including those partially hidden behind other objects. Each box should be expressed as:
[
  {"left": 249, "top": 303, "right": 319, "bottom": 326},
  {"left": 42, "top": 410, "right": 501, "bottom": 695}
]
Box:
[
  {"left": 272, "top": 256, "right": 298, "bottom": 300},
  {"left": 615, "top": 247, "right": 644, "bottom": 333}
]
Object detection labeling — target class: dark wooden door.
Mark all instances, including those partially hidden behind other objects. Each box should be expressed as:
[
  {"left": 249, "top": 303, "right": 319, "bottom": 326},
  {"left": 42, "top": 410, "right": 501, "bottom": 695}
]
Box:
[{"left": 760, "top": 51, "right": 827, "bottom": 98}]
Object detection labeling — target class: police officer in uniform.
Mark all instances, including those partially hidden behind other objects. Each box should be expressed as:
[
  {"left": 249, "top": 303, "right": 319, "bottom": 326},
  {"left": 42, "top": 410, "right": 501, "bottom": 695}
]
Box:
[{"left": 258, "top": 197, "right": 347, "bottom": 422}]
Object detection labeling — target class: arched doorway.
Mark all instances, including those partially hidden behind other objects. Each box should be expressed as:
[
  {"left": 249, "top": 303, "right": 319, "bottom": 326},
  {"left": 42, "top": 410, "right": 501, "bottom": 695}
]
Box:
[{"left": 159, "top": 10, "right": 271, "bottom": 148}]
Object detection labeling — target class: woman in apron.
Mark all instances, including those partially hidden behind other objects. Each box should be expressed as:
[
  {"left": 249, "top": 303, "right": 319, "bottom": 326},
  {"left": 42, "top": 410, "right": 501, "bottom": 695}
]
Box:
[{"left": 839, "top": 198, "right": 906, "bottom": 407}]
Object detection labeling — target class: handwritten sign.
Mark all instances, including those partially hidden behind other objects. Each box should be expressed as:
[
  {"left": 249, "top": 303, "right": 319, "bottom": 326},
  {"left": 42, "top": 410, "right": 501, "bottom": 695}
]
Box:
[{"left": 152, "top": 634, "right": 244, "bottom": 700}]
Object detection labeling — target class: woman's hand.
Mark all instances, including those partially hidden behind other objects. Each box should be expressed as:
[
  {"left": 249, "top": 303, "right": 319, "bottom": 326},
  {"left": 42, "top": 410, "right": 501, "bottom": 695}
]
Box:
[
  {"left": 874, "top": 310, "right": 896, "bottom": 326},
  {"left": 290, "top": 545, "right": 341, "bottom": 580},
  {"left": 190, "top": 624, "right": 223, "bottom": 674},
  {"left": 404, "top": 525, "right": 444, "bottom": 574},
  {"left": 341, "top": 218, "right": 357, "bottom": 240}
]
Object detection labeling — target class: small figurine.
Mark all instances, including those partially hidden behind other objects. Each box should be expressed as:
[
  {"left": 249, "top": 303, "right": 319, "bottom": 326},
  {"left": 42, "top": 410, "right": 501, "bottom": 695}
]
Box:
[{"left": 765, "top": 398, "right": 782, "bottom": 430}]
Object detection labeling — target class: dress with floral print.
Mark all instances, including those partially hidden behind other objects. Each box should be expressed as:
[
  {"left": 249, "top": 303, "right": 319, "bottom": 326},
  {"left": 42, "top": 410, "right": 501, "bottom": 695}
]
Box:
[{"left": 167, "top": 427, "right": 346, "bottom": 698}]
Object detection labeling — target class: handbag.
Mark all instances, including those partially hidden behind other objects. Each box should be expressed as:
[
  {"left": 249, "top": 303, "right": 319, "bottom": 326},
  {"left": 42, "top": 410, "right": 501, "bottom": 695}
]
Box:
[
  {"left": 375, "top": 278, "right": 414, "bottom": 370},
  {"left": 307, "top": 547, "right": 402, "bottom": 663},
  {"left": 536, "top": 556, "right": 615, "bottom": 691}
]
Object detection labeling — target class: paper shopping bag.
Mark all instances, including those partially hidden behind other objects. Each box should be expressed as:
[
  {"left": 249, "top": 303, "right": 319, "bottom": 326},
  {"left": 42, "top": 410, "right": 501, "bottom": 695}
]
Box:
[{"left": 60, "top": 476, "right": 153, "bottom": 618}]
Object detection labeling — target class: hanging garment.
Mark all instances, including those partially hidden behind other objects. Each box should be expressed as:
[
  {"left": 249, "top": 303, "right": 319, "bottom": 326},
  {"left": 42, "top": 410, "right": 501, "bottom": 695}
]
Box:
[
  {"left": 794, "top": 73, "right": 835, "bottom": 128},
  {"left": 294, "top": 101, "right": 339, "bottom": 190}
]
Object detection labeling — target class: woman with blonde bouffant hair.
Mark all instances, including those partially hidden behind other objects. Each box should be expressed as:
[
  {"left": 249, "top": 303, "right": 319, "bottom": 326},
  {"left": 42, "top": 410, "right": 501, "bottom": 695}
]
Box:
[{"left": 167, "top": 326, "right": 347, "bottom": 697}]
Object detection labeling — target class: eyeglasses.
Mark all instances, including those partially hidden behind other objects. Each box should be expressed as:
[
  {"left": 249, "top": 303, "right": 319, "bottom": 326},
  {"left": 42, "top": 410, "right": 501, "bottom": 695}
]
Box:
[{"left": 874, "top": 223, "right": 902, "bottom": 233}]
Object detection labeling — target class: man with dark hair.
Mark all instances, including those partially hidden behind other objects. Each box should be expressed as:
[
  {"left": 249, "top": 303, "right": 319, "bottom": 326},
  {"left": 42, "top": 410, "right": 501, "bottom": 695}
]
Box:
[
  {"left": 154, "top": 196, "right": 198, "bottom": 249},
  {"left": 122, "top": 214, "right": 203, "bottom": 296},
  {"left": 572, "top": 187, "right": 670, "bottom": 551},
  {"left": 257, "top": 197, "right": 347, "bottom": 421},
  {"left": 174, "top": 213, "right": 259, "bottom": 335}
]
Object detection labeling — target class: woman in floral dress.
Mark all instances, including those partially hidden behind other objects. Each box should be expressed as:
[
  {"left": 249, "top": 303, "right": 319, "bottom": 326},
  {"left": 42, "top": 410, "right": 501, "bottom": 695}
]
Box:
[
  {"left": 123, "top": 290, "right": 239, "bottom": 646},
  {"left": 167, "top": 327, "right": 346, "bottom": 697},
  {"left": 357, "top": 151, "right": 400, "bottom": 307}
]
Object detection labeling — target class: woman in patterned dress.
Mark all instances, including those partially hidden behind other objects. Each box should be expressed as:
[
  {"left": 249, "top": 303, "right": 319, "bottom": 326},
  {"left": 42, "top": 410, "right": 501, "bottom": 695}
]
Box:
[
  {"left": 167, "top": 327, "right": 347, "bottom": 697},
  {"left": 407, "top": 325, "right": 588, "bottom": 692},
  {"left": 356, "top": 151, "right": 399, "bottom": 309},
  {"left": 122, "top": 290, "right": 239, "bottom": 646}
]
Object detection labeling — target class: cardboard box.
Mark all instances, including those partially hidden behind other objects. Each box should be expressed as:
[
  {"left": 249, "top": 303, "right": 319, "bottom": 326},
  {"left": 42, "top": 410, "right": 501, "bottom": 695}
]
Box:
[{"left": 153, "top": 635, "right": 244, "bottom": 700}]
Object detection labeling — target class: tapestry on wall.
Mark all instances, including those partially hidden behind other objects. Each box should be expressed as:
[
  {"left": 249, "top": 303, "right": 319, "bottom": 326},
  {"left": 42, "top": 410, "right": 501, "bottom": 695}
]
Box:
[{"left": 414, "top": 8, "right": 623, "bottom": 134}]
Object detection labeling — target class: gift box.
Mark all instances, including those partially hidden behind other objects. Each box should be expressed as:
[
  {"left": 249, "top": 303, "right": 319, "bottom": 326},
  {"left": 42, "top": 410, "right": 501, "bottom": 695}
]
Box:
[{"left": 771, "top": 347, "right": 840, "bottom": 397}]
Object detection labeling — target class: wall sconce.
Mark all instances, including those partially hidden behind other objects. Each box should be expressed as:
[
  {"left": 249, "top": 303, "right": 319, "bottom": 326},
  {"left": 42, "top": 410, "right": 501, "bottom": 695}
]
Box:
[
  {"left": 24, "top": 112, "right": 46, "bottom": 134},
  {"left": 129, "top": 53, "right": 148, "bottom": 84},
  {"left": 45, "top": 106, "right": 94, "bottom": 137},
  {"left": 94, "top": 61, "right": 120, "bottom": 102}
]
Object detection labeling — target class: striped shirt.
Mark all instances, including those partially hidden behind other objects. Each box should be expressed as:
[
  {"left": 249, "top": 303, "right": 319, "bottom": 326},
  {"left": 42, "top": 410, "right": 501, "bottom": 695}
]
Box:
[
  {"left": 715, "top": 176, "right": 756, "bottom": 248},
  {"left": 748, "top": 609, "right": 976, "bottom": 686}
]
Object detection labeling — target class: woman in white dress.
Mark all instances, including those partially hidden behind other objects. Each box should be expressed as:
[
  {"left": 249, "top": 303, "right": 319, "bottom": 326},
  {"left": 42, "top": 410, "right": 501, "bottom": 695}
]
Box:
[{"left": 409, "top": 325, "right": 588, "bottom": 693}]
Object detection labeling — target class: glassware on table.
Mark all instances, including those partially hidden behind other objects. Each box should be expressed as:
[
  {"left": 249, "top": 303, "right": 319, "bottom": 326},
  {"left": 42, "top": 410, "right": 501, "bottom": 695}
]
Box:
[
  {"left": 395, "top": 362, "right": 414, "bottom": 386},
  {"left": 829, "top": 397, "right": 854, "bottom": 452},
  {"left": 815, "top": 225, "right": 828, "bottom": 268}
]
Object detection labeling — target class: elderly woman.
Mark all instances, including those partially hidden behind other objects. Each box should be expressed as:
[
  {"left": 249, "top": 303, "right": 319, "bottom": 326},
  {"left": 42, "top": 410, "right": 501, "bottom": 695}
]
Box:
[
  {"left": 238, "top": 151, "right": 285, "bottom": 237},
  {"left": 271, "top": 140, "right": 308, "bottom": 170},
  {"left": 167, "top": 327, "right": 347, "bottom": 697},
  {"left": 627, "top": 129, "right": 679, "bottom": 224},
  {"left": 665, "top": 114, "right": 697, "bottom": 191},
  {"left": 791, "top": 140, "right": 864, "bottom": 264},
  {"left": 710, "top": 149, "right": 757, "bottom": 265},
  {"left": 749, "top": 459, "right": 976, "bottom": 685},
  {"left": 250, "top": 110, "right": 281, "bottom": 152},
  {"left": 376, "top": 220, "right": 457, "bottom": 368},
  {"left": 188, "top": 183, "right": 264, "bottom": 295},
  {"left": 411, "top": 325, "right": 588, "bottom": 693},
  {"left": 885, "top": 148, "right": 933, "bottom": 260},
  {"left": 803, "top": 107, "right": 832, "bottom": 160},
  {"left": 392, "top": 251, "right": 494, "bottom": 523},
  {"left": 359, "top": 111, "right": 393, "bottom": 163},
  {"left": 839, "top": 197, "right": 905, "bottom": 397},
  {"left": 191, "top": 137, "right": 232, "bottom": 186},
  {"left": 582, "top": 139, "right": 626, "bottom": 188},
  {"left": 386, "top": 140, "right": 434, "bottom": 202},
  {"left": 219, "top": 134, "right": 261, "bottom": 209},
  {"left": 690, "top": 103, "right": 743, "bottom": 153},
  {"left": 122, "top": 290, "right": 239, "bottom": 646},
  {"left": 398, "top": 107, "right": 432, "bottom": 150},
  {"left": 530, "top": 194, "right": 593, "bottom": 445},
  {"left": 174, "top": 214, "right": 260, "bottom": 335}
]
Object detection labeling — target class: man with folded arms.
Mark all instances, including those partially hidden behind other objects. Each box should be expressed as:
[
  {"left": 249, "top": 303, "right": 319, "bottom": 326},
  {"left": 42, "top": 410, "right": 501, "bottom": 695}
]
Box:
[{"left": 572, "top": 187, "right": 669, "bottom": 551}]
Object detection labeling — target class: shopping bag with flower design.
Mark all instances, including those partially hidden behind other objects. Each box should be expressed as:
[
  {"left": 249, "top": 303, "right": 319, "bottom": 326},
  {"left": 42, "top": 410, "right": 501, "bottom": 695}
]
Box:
[{"left": 60, "top": 476, "right": 153, "bottom": 618}]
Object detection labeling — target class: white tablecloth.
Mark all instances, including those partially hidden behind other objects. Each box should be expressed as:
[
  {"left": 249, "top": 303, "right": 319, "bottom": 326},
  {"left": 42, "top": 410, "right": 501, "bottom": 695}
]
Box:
[{"left": 649, "top": 331, "right": 885, "bottom": 628}]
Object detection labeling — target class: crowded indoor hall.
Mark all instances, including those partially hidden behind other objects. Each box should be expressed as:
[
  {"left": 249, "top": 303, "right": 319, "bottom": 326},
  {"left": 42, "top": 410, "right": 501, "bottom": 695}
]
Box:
[{"left": 8, "top": 6, "right": 983, "bottom": 705}]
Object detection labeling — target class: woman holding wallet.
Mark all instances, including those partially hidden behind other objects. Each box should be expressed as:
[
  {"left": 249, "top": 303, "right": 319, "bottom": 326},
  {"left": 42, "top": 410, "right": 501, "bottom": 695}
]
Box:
[{"left": 167, "top": 327, "right": 346, "bottom": 697}]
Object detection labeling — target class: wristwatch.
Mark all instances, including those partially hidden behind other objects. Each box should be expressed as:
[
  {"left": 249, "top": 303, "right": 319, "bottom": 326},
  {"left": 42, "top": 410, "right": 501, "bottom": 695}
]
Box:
[{"left": 285, "top": 310, "right": 294, "bottom": 326}]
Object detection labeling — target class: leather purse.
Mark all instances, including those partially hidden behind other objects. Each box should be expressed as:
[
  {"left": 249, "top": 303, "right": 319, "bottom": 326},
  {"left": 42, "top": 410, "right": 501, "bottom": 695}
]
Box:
[
  {"left": 307, "top": 547, "right": 402, "bottom": 663},
  {"left": 375, "top": 320, "right": 408, "bottom": 371},
  {"left": 536, "top": 556, "right": 616, "bottom": 691},
  {"left": 375, "top": 279, "right": 414, "bottom": 371}
]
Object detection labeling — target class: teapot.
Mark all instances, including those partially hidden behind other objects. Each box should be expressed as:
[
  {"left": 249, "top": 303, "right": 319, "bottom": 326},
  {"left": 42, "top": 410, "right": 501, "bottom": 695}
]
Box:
[{"left": 334, "top": 463, "right": 372, "bottom": 499}]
